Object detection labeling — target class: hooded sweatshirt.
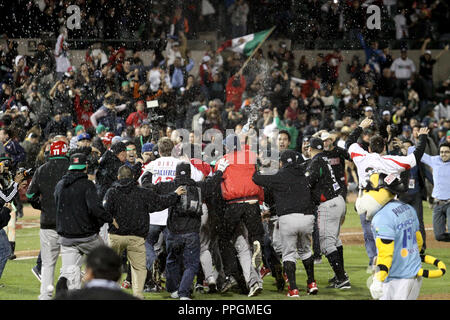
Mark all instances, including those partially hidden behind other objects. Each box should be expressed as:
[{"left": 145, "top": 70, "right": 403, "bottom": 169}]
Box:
[
  {"left": 54, "top": 171, "right": 112, "bottom": 239},
  {"left": 104, "top": 178, "right": 179, "bottom": 238}
]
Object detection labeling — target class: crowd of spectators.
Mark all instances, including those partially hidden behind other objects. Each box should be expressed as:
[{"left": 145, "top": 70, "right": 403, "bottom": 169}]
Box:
[{"left": 1, "top": 0, "right": 449, "bottom": 46}]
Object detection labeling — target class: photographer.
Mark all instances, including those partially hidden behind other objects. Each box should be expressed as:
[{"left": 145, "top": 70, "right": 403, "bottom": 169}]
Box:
[{"left": 0, "top": 155, "right": 27, "bottom": 261}]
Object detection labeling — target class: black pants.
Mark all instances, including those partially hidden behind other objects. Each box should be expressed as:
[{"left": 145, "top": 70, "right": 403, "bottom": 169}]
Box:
[{"left": 218, "top": 202, "right": 265, "bottom": 277}]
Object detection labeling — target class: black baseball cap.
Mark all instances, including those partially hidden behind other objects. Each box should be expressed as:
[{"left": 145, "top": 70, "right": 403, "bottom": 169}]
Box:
[
  {"left": 69, "top": 153, "right": 87, "bottom": 170},
  {"left": 309, "top": 137, "right": 324, "bottom": 150},
  {"left": 280, "top": 150, "right": 297, "bottom": 165},
  {"left": 110, "top": 141, "right": 127, "bottom": 155},
  {"left": 176, "top": 162, "right": 191, "bottom": 177}
]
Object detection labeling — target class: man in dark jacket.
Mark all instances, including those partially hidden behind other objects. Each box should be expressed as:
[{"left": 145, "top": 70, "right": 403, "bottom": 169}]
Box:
[
  {"left": 54, "top": 245, "right": 139, "bottom": 300},
  {"left": 26, "top": 140, "right": 69, "bottom": 300},
  {"left": 103, "top": 165, "right": 185, "bottom": 299},
  {"left": 253, "top": 150, "right": 318, "bottom": 297},
  {"left": 95, "top": 141, "right": 127, "bottom": 199},
  {"left": 54, "top": 153, "right": 113, "bottom": 290},
  {"left": 153, "top": 159, "right": 229, "bottom": 300}
]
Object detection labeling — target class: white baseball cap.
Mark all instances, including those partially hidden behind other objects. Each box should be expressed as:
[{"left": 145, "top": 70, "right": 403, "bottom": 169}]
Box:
[
  {"left": 425, "top": 50, "right": 431, "bottom": 55},
  {"left": 321, "top": 131, "right": 332, "bottom": 141}
]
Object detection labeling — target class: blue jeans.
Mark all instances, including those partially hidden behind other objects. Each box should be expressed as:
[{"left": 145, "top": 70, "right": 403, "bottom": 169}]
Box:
[
  {"left": 145, "top": 225, "right": 167, "bottom": 270},
  {"left": 165, "top": 231, "right": 200, "bottom": 298},
  {"left": 0, "top": 229, "right": 11, "bottom": 279},
  {"left": 432, "top": 202, "right": 450, "bottom": 242},
  {"left": 360, "top": 213, "right": 377, "bottom": 265}
]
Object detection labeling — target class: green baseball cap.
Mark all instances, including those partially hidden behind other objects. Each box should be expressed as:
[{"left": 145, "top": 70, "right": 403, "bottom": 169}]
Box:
[
  {"left": 96, "top": 124, "right": 108, "bottom": 134},
  {"left": 75, "top": 125, "right": 85, "bottom": 134},
  {"left": 68, "top": 153, "right": 87, "bottom": 170}
]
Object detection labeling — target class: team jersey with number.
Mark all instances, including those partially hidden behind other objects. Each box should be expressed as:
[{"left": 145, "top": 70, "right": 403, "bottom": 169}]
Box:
[
  {"left": 371, "top": 201, "right": 421, "bottom": 282},
  {"left": 348, "top": 142, "right": 417, "bottom": 188},
  {"left": 139, "top": 156, "right": 204, "bottom": 225}
]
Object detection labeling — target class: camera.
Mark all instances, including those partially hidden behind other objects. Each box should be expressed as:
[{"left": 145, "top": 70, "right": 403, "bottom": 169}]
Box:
[{"left": 17, "top": 167, "right": 35, "bottom": 178}]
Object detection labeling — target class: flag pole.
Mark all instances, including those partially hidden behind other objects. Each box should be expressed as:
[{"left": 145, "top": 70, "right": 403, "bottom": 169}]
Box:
[{"left": 234, "top": 26, "right": 276, "bottom": 77}]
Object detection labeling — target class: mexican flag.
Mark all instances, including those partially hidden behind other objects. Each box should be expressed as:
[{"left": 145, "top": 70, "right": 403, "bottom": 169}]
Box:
[{"left": 217, "top": 28, "right": 274, "bottom": 56}]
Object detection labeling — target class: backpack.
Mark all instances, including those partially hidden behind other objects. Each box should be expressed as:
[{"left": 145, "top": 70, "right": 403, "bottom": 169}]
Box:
[{"left": 177, "top": 184, "right": 202, "bottom": 216}]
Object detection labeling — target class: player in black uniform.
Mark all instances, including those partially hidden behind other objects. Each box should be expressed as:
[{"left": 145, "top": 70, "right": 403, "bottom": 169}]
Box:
[{"left": 305, "top": 137, "right": 350, "bottom": 289}]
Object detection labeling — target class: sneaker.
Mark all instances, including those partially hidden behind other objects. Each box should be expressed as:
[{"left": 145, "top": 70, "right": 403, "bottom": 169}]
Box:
[
  {"left": 287, "top": 288, "right": 300, "bottom": 297},
  {"left": 8, "top": 254, "right": 16, "bottom": 260},
  {"left": 328, "top": 272, "right": 348, "bottom": 285},
  {"left": 31, "top": 266, "right": 42, "bottom": 283},
  {"left": 194, "top": 283, "right": 205, "bottom": 293},
  {"left": 121, "top": 280, "right": 131, "bottom": 289},
  {"left": 144, "top": 284, "right": 162, "bottom": 293},
  {"left": 260, "top": 266, "right": 271, "bottom": 279},
  {"left": 248, "top": 282, "right": 263, "bottom": 297},
  {"left": 220, "top": 276, "right": 237, "bottom": 293},
  {"left": 252, "top": 241, "right": 262, "bottom": 269},
  {"left": 366, "top": 264, "right": 375, "bottom": 274},
  {"left": 206, "top": 276, "right": 217, "bottom": 293},
  {"left": 314, "top": 257, "right": 322, "bottom": 264},
  {"left": 331, "top": 277, "right": 351, "bottom": 289},
  {"left": 180, "top": 296, "right": 192, "bottom": 300},
  {"left": 307, "top": 281, "right": 318, "bottom": 295},
  {"left": 170, "top": 291, "right": 179, "bottom": 299}
]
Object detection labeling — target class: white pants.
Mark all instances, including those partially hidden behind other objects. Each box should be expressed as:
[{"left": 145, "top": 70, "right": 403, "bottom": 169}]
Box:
[
  {"left": 234, "top": 223, "right": 262, "bottom": 288},
  {"left": 199, "top": 204, "right": 219, "bottom": 282},
  {"left": 279, "top": 214, "right": 315, "bottom": 263},
  {"left": 39, "top": 229, "right": 61, "bottom": 300},
  {"left": 380, "top": 277, "right": 422, "bottom": 300}
]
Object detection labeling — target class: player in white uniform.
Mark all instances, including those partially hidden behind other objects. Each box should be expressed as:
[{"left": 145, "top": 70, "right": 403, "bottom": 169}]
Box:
[
  {"left": 348, "top": 119, "right": 429, "bottom": 217},
  {"left": 138, "top": 138, "right": 203, "bottom": 291},
  {"left": 347, "top": 118, "right": 429, "bottom": 273}
]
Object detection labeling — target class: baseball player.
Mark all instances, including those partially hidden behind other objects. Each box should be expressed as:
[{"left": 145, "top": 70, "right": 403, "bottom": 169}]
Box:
[
  {"left": 305, "top": 137, "right": 349, "bottom": 289},
  {"left": 347, "top": 118, "right": 429, "bottom": 272},
  {"left": 253, "top": 150, "right": 318, "bottom": 297}
]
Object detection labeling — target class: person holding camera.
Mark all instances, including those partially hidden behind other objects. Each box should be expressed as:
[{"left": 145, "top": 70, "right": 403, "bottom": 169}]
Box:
[
  {"left": 0, "top": 155, "right": 26, "bottom": 261},
  {"left": 0, "top": 202, "right": 14, "bottom": 281}
]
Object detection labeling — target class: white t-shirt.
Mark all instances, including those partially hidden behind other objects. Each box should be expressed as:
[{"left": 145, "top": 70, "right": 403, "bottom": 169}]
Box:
[
  {"left": 390, "top": 57, "right": 416, "bottom": 80},
  {"left": 139, "top": 156, "right": 204, "bottom": 226},
  {"left": 348, "top": 142, "right": 416, "bottom": 188}
]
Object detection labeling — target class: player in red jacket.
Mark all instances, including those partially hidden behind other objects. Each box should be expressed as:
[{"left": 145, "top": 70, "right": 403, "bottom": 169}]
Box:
[{"left": 214, "top": 134, "right": 265, "bottom": 297}]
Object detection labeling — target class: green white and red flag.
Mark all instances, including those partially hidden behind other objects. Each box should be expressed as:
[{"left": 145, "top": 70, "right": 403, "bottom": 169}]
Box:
[{"left": 216, "top": 28, "right": 274, "bottom": 56}]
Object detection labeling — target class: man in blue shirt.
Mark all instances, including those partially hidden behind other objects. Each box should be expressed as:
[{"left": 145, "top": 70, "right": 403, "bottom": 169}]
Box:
[
  {"left": 419, "top": 142, "right": 450, "bottom": 242},
  {"left": 357, "top": 33, "right": 386, "bottom": 74},
  {"left": 169, "top": 57, "right": 194, "bottom": 90}
]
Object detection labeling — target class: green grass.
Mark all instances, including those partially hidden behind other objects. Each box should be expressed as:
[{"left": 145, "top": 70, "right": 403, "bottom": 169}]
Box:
[{"left": 0, "top": 202, "right": 448, "bottom": 300}]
